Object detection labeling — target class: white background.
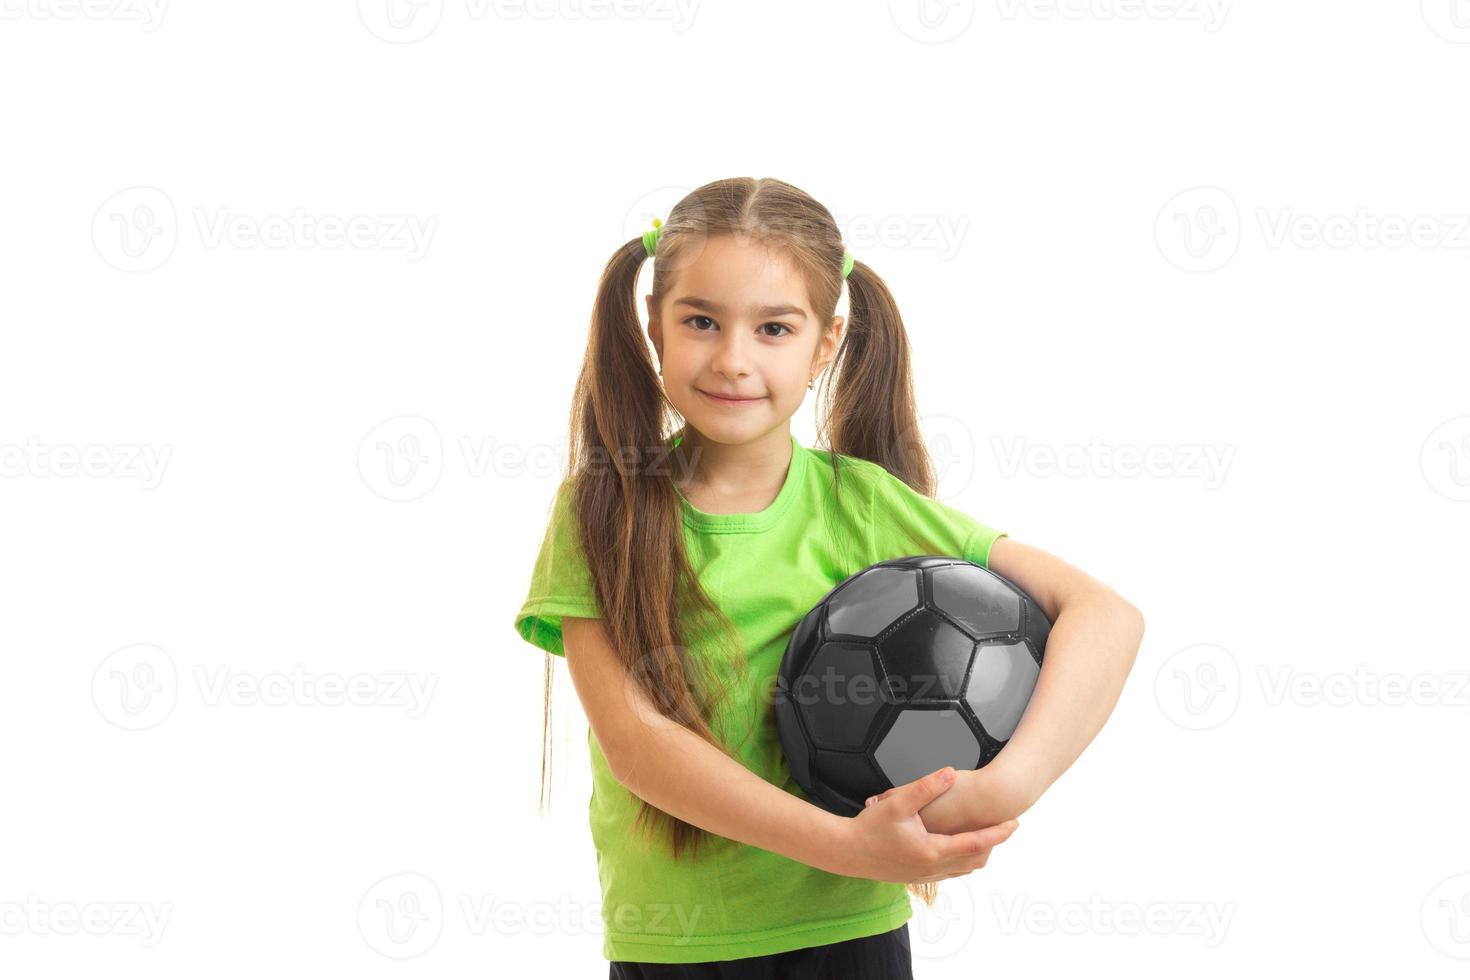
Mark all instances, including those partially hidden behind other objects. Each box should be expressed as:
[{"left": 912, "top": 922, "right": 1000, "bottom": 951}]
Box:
[{"left": 3, "top": 1, "right": 1468, "bottom": 977}]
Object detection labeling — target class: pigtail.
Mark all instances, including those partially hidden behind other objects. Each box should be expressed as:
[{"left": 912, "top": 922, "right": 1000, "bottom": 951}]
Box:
[
  {"left": 818, "top": 258, "right": 937, "bottom": 498},
  {"left": 540, "top": 236, "right": 749, "bottom": 863}
]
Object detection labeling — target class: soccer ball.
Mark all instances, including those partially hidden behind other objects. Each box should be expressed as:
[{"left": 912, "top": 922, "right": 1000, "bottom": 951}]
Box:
[{"left": 775, "top": 555, "right": 1051, "bottom": 816}]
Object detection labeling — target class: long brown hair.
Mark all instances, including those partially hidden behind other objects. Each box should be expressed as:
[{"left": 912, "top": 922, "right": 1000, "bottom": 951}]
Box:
[{"left": 539, "top": 177, "right": 945, "bottom": 906}]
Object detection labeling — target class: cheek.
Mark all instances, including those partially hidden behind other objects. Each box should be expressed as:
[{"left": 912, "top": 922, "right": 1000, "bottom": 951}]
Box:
[
  {"left": 660, "top": 340, "right": 694, "bottom": 373},
  {"left": 779, "top": 348, "right": 819, "bottom": 386}
]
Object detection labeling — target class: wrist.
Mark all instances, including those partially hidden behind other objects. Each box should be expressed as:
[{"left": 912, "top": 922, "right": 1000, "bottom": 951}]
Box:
[{"left": 809, "top": 808, "right": 860, "bottom": 877}]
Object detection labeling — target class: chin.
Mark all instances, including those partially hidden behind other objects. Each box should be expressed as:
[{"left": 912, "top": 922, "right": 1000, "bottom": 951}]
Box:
[
  {"left": 690, "top": 413, "right": 783, "bottom": 446},
  {"left": 689, "top": 416, "right": 756, "bottom": 442}
]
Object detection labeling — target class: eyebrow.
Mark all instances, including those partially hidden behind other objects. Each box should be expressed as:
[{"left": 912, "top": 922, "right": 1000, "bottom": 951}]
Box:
[{"left": 671, "top": 296, "right": 809, "bottom": 319}]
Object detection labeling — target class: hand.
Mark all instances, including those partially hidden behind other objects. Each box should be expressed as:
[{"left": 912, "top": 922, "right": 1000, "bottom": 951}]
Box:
[
  {"left": 864, "top": 757, "right": 1038, "bottom": 836},
  {"left": 836, "top": 766, "right": 1019, "bottom": 885}
]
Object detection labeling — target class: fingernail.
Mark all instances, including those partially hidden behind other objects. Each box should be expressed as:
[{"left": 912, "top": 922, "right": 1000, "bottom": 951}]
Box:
[{"left": 939, "top": 768, "right": 954, "bottom": 785}]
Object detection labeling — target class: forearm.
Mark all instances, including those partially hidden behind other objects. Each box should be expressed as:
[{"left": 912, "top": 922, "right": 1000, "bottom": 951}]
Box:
[
  {"left": 606, "top": 712, "right": 852, "bottom": 875},
  {"left": 911, "top": 590, "right": 1143, "bottom": 834},
  {"left": 999, "top": 589, "right": 1144, "bottom": 801}
]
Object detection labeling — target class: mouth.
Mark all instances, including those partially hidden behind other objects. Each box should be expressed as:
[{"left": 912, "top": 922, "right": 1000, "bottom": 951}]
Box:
[{"left": 698, "top": 389, "right": 767, "bottom": 407}]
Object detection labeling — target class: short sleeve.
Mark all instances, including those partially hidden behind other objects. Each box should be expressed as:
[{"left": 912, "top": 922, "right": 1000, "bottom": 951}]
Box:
[
  {"left": 865, "top": 464, "right": 1008, "bottom": 569},
  {"left": 512, "top": 480, "right": 602, "bottom": 657}
]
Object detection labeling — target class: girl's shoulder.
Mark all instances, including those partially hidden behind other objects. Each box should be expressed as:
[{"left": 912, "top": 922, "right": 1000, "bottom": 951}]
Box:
[
  {"left": 803, "top": 442, "right": 888, "bottom": 484},
  {"left": 800, "top": 443, "right": 890, "bottom": 513}
]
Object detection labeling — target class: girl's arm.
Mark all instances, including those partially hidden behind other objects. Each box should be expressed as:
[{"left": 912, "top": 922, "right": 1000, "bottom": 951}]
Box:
[
  {"left": 559, "top": 616, "right": 1018, "bottom": 884},
  {"left": 872, "top": 536, "right": 1145, "bottom": 834}
]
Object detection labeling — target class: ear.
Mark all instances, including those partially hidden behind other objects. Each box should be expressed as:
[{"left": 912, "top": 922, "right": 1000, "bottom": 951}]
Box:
[{"left": 815, "top": 315, "right": 845, "bottom": 373}]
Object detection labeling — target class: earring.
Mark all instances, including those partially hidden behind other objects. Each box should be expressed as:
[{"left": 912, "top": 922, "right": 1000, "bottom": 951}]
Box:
[{"left": 807, "top": 378, "right": 815, "bottom": 390}]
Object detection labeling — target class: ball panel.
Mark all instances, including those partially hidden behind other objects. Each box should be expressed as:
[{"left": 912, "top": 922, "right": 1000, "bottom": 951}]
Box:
[
  {"left": 872, "top": 705, "right": 983, "bottom": 787},
  {"left": 779, "top": 606, "right": 825, "bottom": 683},
  {"left": 772, "top": 676, "right": 813, "bottom": 791},
  {"left": 1024, "top": 603, "right": 1052, "bottom": 664},
  {"left": 964, "top": 639, "right": 1040, "bottom": 741},
  {"left": 826, "top": 567, "right": 920, "bottom": 639},
  {"left": 877, "top": 611, "right": 974, "bottom": 701},
  {"left": 796, "top": 642, "right": 887, "bottom": 751},
  {"left": 811, "top": 748, "right": 885, "bottom": 815},
  {"left": 930, "top": 564, "right": 1022, "bottom": 637}
]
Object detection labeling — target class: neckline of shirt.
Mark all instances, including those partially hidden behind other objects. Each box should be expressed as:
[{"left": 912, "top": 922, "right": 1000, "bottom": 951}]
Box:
[{"left": 676, "top": 431, "right": 807, "bottom": 534}]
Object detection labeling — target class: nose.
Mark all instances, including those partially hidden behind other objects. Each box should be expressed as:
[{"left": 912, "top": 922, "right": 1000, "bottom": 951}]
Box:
[{"left": 709, "top": 323, "right": 753, "bottom": 380}]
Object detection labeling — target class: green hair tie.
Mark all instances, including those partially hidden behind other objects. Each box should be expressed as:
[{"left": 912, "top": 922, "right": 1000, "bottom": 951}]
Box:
[
  {"left": 841, "top": 250, "right": 854, "bottom": 279},
  {"left": 643, "top": 217, "right": 663, "bottom": 257}
]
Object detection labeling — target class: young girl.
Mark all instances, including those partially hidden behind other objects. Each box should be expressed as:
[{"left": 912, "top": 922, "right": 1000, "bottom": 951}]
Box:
[{"left": 513, "top": 177, "right": 1144, "bottom": 978}]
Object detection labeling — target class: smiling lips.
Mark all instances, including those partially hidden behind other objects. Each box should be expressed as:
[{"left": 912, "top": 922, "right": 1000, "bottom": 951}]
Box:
[{"left": 699, "top": 389, "right": 766, "bottom": 406}]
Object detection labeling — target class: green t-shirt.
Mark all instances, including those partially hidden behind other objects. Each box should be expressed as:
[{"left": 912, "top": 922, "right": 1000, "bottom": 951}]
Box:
[{"left": 512, "top": 431, "right": 1007, "bottom": 963}]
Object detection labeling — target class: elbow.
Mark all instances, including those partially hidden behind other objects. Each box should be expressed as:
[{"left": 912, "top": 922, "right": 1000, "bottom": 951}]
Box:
[
  {"left": 1070, "top": 587, "right": 1144, "bottom": 639},
  {"left": 591, "top": 725, "right": 638, "bottom": 790},
  {"left": 1084, "top": 589, "right": 1144, "bottom": 650},
  {"left": 596, "top": 716, "right": 665, "bottom": 795},
  {"left": 1120, "top": 599, "right": 1145, "bottom": 650},
  {"left": 1130, "top": 600, "right": 1144, "bottom": 635}
]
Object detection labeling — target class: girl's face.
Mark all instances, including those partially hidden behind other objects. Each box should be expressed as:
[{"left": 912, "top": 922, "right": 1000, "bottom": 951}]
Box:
[{"left": 646, "top": 235, "right": 843, "bottom": 447}]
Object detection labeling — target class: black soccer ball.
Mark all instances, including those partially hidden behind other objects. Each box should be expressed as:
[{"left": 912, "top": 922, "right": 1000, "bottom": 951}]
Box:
[{"left": 775, "top": 555, "right": 1051, "bottom": 816}]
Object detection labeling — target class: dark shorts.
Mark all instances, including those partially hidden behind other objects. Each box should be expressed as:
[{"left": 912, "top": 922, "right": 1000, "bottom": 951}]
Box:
[{"left": 608, "top": 923, "right": 913, "bottom": 980}]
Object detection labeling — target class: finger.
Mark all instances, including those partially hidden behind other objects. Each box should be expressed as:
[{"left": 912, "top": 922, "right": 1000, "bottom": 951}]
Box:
[
  {"left": 940, "top": 843, "right": 1001, "bottom": 879},
  {"left": 927, "top": 852, "right": 991, "bottom": 882},
  {"left": 934, "top": 818, "right": 1018, "bottom": 860},
  {"left": 936, "top": 847, "right": 993, "bottom": 878},
  {"left": 864, "top": 789, "right": 894, "bottom": 808},
  {"left": 891, "top": 767, "right": 958, "bottom": 814}
]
